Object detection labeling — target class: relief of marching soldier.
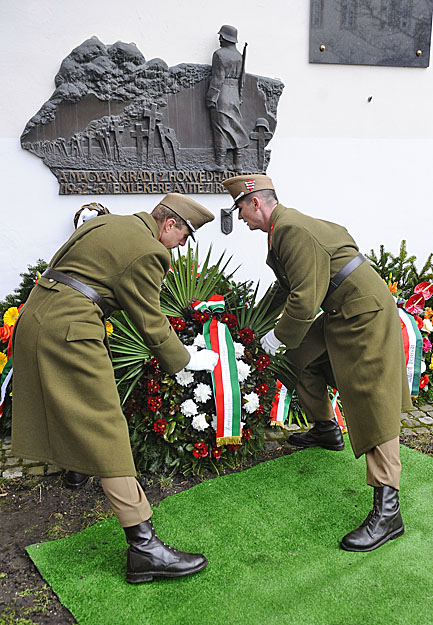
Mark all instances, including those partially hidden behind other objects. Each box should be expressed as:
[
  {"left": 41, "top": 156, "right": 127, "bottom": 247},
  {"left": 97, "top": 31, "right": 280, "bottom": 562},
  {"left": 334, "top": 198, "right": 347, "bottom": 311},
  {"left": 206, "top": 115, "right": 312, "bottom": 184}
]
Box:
[{"left": 206, "top": 25, "right": 249, "bottom": 172}]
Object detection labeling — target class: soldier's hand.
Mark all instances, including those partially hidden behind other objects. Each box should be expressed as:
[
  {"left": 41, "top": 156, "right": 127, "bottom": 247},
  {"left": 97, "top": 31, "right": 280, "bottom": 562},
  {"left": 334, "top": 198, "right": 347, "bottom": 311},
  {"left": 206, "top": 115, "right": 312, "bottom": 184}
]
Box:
[
  {"left": 260, "top": 329, "right": 283, "bottom": 356},
  {"left": 185, "top": 349, "right": 219, "bottom": 371}
]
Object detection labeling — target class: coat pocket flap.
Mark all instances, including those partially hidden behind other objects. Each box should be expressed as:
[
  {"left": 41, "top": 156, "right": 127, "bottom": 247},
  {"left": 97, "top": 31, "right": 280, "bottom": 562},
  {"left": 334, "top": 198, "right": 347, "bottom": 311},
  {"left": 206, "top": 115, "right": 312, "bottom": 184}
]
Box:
[
  {"left": 341, "top": 295, "right": 383, "bottom": 319},
  {"left": 66, "top": 321, "right": 104, "bottom": 342},
  {"left": 37, "top": 276, "right": 61, "bottom": 291}
]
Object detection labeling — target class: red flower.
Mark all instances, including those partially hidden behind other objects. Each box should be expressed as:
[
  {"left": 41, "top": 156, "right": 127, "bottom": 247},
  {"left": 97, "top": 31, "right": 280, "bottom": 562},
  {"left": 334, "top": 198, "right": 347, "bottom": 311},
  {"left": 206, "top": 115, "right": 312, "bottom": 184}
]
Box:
[
  {"left": 0, "top": 324, "right": 12, "bottom": 344},
  {"left": 147, "top": 379, "right": 160, "bottom": 394},
  {"left": 414, "top": 315, "right": 424, "bottom": 331},
  {"left": 423, "top": 337, "right": 432, "bottom": 353},
  {"left": 405, "top": 294, "right": 425, "bottom": 316},
  {"left": 420, "top": 374, "right": 429, "bottom": 389},
  {"left": 227, "top": 444, "right": 240, "bottom": 451},
  {"left": 255, "top": 403, "right": 264, "bottom": 416},
  {"left": 414, "top": 282, "right": 433, "bottom": 301},
  {"left": 255, "top": 354, "right": 271, "bottom": 370},
  {"left": 211, "top": 447, "right": 222, "bottom": 459},
  {"left": 149, "top": 357, "right": 161, "bottom": 373},
  {"left": 254, "top": 382, "right": 269, "bottom": 396},
  {"left": 239, "top": 328, "right": 255, "bottom": 345},
  {"left": 242, "top": 428, "right": 252, "bottom": 440},
  {"left": 153, "top": 418, "right": 167, "bottom": 435},
  {"left": 147, "top": 396, "right": 163, "bottom": 412},
  {"left": 220, "top": 313, "right": 238, "bottom": 329},
  {"left": 168, "top": 316, "right": 186, "bottom": 331},
  {"left": 192, "top": 441, "right": 209, "bottom": 458},
  {"left": 193, "top": 310, "right": 210, "bottom": 325}
]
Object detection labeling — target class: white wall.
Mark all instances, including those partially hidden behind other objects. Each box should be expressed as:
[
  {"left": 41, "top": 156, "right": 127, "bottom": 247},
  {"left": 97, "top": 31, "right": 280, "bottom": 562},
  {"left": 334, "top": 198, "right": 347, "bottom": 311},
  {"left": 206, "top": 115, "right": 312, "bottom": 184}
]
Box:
[{"left": 1, "top": 0, "right": 432, "bottom": 299}]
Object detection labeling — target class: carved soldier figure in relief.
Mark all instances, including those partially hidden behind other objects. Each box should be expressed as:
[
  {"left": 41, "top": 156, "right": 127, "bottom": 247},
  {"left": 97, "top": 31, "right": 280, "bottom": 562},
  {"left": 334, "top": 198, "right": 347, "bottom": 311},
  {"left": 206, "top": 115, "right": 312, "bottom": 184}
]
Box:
[{"left": 206, "top": 25, "right": 249, "bottom": 172}]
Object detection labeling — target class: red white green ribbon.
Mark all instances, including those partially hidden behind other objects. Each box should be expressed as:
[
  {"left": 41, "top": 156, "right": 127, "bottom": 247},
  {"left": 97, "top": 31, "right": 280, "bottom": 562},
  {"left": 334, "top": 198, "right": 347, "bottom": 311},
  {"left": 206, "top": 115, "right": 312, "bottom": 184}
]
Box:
[
  {"left": 200, "top": 298, "right": 241, "bottom": 446},
  {"left": 193, "top": 295, "right": 225, "bottom": 314},
  {"left": 269, "top": 380, "right": 292, "bottom": 427},
  {"left": 330, "top": 389, "right": 346, "bottom": 433},
  {"left": 399, "top": 308, "right": 422, "bottom": 396}
]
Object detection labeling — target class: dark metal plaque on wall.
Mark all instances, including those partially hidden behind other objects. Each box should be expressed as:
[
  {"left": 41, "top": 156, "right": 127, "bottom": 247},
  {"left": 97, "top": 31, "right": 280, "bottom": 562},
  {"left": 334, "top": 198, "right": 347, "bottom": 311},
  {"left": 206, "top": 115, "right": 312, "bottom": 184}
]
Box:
[
  {"left": 20, "top": 36, "right": 284, "bottom": 195},
  {"left": 310, "top": 0, "right": 432, "bottom": 67}
]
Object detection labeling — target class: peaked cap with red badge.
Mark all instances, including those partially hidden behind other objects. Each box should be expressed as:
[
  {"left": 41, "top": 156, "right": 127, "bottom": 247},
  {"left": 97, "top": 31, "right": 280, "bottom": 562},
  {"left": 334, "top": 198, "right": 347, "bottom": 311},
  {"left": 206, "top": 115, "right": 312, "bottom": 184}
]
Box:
[{"left": 221, "top": 174, "right": 275, "bottom": 211}]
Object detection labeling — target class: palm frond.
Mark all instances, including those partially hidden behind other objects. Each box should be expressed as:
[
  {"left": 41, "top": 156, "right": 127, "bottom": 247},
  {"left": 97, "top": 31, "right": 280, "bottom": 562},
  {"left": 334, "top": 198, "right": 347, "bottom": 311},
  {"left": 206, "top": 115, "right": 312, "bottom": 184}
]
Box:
[
  {"left": 160, "top": 244, "right": 238, "bottom": 316},
  {"left": 109, "top": 312, "right": 152, "bottom": 404}
]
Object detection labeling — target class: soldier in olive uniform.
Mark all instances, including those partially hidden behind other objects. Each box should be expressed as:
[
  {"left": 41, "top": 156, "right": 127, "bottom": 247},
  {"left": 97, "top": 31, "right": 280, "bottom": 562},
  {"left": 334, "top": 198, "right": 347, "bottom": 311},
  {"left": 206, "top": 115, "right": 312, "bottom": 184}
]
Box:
[
  {"left": 222, "top": 174, "right": 412, "bottom": 552},
  {"left": 12, "top": 193, "right": 219, "bottom": 583},
  {"left": 206, "top": 25, "right": 249, "bottom": 172}
]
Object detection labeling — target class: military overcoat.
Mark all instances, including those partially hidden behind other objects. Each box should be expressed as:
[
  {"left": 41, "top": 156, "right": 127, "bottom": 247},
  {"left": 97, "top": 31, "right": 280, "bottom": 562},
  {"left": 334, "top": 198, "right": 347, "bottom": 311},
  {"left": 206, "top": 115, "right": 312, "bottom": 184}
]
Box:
[
  {"left": 207, "top": 45, "right": 249, "bottom": 151},
  {"left": 12, "top": 212, "right": 190, "bottom": 477},
  {"left": 265, "top": 204, "right": 412, "bottom": 457}
]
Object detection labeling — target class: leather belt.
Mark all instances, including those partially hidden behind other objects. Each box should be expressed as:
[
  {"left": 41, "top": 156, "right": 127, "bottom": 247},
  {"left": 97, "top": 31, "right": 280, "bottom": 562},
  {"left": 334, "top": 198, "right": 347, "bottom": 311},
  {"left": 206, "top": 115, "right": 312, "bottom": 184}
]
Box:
[
  {"left": 41, "top": 268, "right": 113, "bottom": 318},
  {"left": 323, "top": 253, "right": 367, "bottom": 303}
]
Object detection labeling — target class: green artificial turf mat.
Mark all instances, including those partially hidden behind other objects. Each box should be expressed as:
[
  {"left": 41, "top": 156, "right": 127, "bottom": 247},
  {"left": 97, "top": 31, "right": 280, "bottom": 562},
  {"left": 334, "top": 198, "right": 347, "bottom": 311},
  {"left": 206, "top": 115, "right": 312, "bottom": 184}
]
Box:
[{"left": 27, "top": 443, "right": 433, "bottom": 625}]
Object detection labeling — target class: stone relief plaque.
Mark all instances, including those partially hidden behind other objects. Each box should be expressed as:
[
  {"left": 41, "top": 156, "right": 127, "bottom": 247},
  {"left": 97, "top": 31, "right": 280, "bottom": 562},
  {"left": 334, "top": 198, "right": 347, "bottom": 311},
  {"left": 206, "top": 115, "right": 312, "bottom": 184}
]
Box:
[
  {"left": 310, "top": 0, "right": 432, "bottom": 67},
  {"left": 21, "top": 36, "right": 284, "bottom": 195}
]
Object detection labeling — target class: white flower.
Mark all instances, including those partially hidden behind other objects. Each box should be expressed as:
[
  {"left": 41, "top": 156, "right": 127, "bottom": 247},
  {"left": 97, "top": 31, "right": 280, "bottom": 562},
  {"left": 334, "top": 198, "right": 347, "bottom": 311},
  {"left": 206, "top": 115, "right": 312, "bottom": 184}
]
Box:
[
  {"left": 192, "top": 413, "right": 210, "bottom": 431},
  {"left": 193, "top": 334, "right": 207, "bottom": 349},
  {"left": 243, "top": 392, "right": 260, "bottom": 414},
  {"left": 194, "top": 383, "right": 212, "bottom": 403},
  {"left": 175, "top": 370, "right": 195, "bottom": 386},
  {"left": 185, "top": 344, "right": 198, "bottom": 354},
  {"left": 237, "top": 360, "right": 251, "bottom": 383},
  {"left": 233, "top": 342, "right": 245, "bottom": 359},
  {"left": 211, "top": 414, "right": 217, "bottom": 430},
  {"left": 421, "top": 360, "right": 426, "bottom": 374},
  {"left": 422, "top": 318, "right": 433, "bottom": 334},
  {"left": 180, "top": 399, "right": 198, "bottom": 417}
]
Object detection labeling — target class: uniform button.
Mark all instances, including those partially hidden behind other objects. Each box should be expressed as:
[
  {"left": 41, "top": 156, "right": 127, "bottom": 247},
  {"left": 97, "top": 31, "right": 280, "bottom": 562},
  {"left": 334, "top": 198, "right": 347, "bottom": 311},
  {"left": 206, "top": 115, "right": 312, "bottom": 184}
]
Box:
[
  {"left": 331, "top": 309, "right": 337, "bottom": 314},
  {"left": 49, "top": 279, "right": 54, "bottom": 282}
]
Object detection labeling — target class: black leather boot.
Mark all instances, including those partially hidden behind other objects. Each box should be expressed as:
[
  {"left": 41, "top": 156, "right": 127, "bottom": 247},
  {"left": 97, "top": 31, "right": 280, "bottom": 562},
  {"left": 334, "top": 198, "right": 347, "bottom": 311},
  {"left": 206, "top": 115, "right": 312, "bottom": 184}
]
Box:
[
  {"left": 124, "top": 518, "right": 208, "bottom": 583},
  {"left": 340, "top": 486, "right": 404, "bottom": 552},
  {"left": 64, "top": 471, "right": 90, "bottom": 489},
  {"left": 288, "top": 420, "right": 345, "bottom": 451}
]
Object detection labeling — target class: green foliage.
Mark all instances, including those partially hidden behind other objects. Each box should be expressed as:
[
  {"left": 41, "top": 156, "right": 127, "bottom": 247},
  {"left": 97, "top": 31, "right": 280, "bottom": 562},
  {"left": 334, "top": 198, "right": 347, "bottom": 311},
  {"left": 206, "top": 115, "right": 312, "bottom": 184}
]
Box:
[
  {"left": 367, "top": 241, "right": 433, "bottom": 299},
  {"left": 109, "top": 311, "right": 152, "bottom": 405},
  {"left": 225, "top": 281, "right": 285, "bottom": 337},
  {"left": 160, "top": 244, "right": 238, "bottom": 316},
  {"left": 0, "top": 259, "right": 47, "bottom": 318}
]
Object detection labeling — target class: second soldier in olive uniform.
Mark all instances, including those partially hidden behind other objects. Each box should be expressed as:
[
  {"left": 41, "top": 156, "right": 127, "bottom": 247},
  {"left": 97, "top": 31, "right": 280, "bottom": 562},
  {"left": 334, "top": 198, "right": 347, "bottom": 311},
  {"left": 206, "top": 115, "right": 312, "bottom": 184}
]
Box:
[{"left": 222, "top": 174, "right": 412, "bottom": 553}]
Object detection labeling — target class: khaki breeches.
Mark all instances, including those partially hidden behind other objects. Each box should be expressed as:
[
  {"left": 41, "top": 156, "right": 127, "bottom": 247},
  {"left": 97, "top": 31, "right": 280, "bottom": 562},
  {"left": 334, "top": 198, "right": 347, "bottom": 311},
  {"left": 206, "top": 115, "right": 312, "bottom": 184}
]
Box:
[
  {"left": 365, "top": 436, "right": 401, "bottom": 490},
  {"left": 100, "top": 477, "right": 152, "bottom": 527}
]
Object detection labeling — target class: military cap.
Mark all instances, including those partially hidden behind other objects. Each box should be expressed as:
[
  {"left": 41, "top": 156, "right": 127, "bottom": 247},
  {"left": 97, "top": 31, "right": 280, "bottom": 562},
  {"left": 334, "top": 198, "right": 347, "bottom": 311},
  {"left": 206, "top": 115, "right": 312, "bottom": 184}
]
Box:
[
  {"left": 222, "top": 174, "right": 275, "bottom": 210},
  {"left": 218, "top": 25, "right": 238, "bottom": 43},
  {"left": 160, "top": 193, "right": 214, "bottom": 241}
]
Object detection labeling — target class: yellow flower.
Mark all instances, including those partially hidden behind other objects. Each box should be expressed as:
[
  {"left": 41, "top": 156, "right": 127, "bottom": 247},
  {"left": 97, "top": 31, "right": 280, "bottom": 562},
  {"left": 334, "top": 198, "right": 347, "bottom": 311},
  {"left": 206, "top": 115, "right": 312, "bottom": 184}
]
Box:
[
  {"left": 387, "top": 280, "right": 398, "bottom": 294},
  {"left": 3, "top": 307, "right": 19, "bottom": 326},
  {"left": 430, "top": 362, "right": 433, "bottom": 370},
  {"left": 105, "top": 320, "right": 114, "bottom": 336},
  {"left": 0, "top": 352, "right": 7, "bottom": 374},
  {"left": 425, "top": 307, "right": 433, "bottom": 320}
]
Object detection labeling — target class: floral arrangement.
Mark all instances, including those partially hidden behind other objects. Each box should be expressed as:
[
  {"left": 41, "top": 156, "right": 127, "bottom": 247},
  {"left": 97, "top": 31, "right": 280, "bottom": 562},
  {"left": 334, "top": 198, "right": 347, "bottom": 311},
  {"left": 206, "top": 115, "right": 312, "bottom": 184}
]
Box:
[
  {"left": 110, "top": 245, "right": 285, "bottom": 476},
  {"left": 394, "top": 280, "right": 433, "bottom": 399},
  {"left": 0, "top": 306, "right": 19, "bottom": 420}
]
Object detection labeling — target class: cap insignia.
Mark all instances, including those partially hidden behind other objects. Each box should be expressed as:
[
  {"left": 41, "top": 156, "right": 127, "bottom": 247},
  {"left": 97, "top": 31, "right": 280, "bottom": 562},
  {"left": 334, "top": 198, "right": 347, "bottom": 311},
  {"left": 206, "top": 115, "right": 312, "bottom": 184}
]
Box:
[{"left": 244, "top": 179, "right": 256, "bottom": 191}]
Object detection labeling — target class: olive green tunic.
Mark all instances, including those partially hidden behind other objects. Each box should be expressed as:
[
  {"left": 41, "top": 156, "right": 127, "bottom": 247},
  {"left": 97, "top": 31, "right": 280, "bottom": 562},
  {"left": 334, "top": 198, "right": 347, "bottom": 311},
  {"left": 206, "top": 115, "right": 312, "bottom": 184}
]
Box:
[
  {"left": 266, "top": 204, "right": 412, "bottom": 457},
  {"left": 11, "top": 212, "right": 190, "bottom": 477}
]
